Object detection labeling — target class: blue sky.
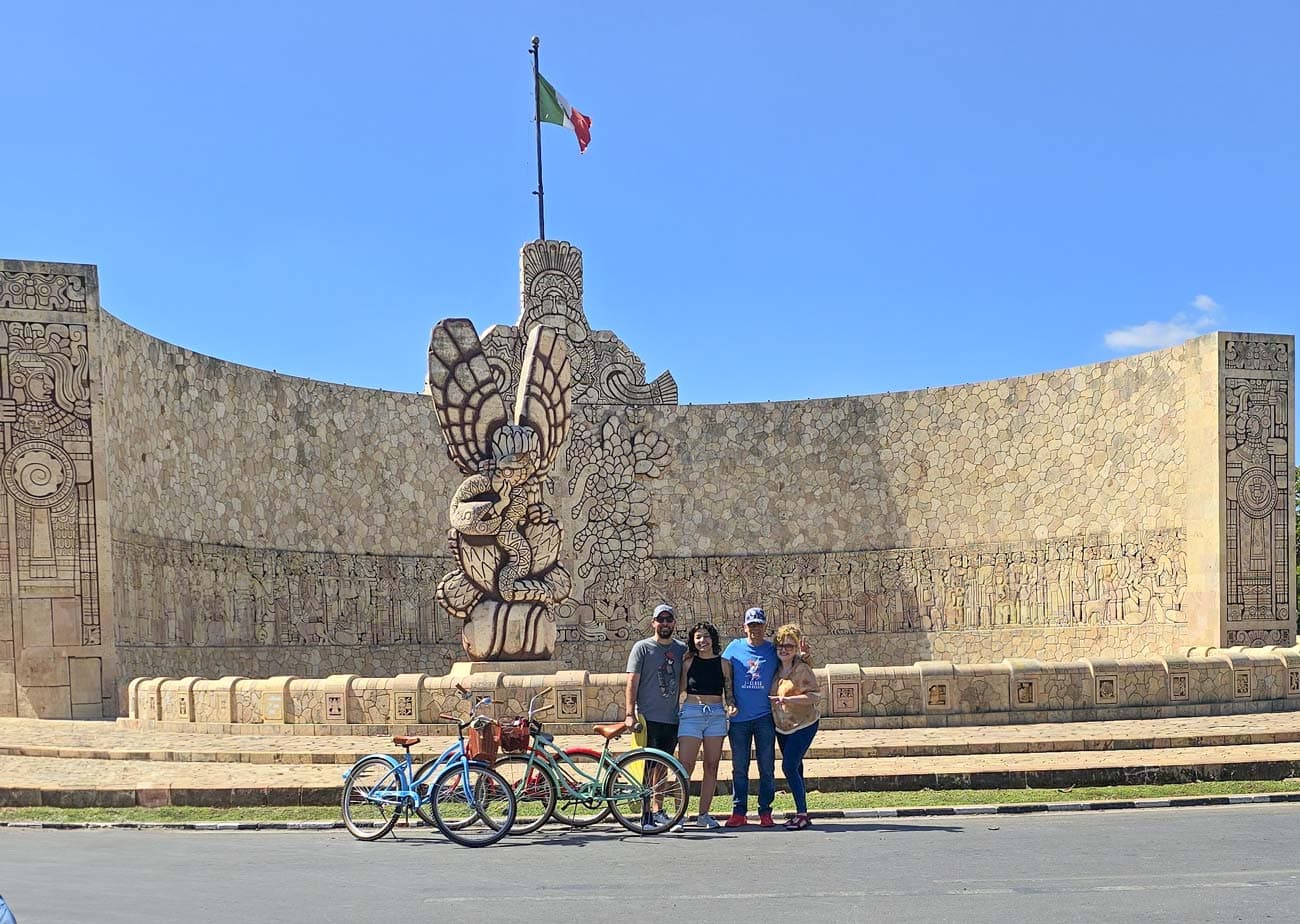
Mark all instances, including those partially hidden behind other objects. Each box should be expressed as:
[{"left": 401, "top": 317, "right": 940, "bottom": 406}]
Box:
[{"left": 4, "top": 2, "right": 1296, "bottom": 403}]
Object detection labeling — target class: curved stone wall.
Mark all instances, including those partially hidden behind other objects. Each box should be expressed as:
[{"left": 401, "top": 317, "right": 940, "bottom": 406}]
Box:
[{"left": 3, "top": 251, "right": 1291, "bottom": 717}]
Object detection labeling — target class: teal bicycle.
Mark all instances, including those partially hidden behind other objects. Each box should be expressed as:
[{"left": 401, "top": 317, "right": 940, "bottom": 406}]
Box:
[
  {"left": 340, "top": 688, "right": 517, "bottom": 847},
  {"left": 492, "top": 690, "right": 690, "bottom": 835}
]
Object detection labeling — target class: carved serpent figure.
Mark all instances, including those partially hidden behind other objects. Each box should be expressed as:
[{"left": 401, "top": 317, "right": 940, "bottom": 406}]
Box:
[{"left": 427, "top": 319, "right": 572, "bottom": 660}]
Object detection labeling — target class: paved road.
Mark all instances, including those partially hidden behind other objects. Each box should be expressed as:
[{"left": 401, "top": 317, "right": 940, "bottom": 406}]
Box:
[{"left": 1, "top": 805, "right": 1297, "bottom": 923}]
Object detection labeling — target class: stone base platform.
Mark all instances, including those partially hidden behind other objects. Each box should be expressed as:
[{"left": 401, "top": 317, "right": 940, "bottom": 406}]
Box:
[{"left": 6, "top": 713, "right": 1300, "bottom": 809}]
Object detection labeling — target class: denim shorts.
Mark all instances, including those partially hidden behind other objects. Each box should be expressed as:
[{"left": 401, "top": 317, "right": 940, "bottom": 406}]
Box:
[{"left": 678, "top": 701, "right": 728, "bottom": 739}]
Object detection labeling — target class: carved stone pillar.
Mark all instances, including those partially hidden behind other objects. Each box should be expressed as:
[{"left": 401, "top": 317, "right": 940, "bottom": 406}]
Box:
[
  {"left": 0, "top": 260, "right": 115, "bottom": 717},
  {"left": 1185, "top": 332, "right": 1296, "bottom": 648}
]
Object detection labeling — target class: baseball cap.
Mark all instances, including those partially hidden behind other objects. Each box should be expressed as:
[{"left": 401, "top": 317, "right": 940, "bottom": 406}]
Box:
[
  {"left": 744, "top": 607, "right": 766, "bottom": 625},
  {"left": 652, "top": 603, "right": 676, "bottom": 620}
]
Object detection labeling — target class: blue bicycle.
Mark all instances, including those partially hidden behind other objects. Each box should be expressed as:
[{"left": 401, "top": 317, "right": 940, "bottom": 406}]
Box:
[{"left": 340, "top": 688, "right": 517, "bottom": 847}]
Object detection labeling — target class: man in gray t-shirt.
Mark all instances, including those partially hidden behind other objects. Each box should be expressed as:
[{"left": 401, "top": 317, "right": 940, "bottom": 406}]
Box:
[{"left": 624, "top": 603, "right": 687, "bottom": 755}]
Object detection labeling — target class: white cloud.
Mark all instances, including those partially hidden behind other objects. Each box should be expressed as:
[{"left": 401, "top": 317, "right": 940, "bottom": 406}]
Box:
[
  {"left": 1104, "top": 294, "right": 1222, "bottom": 352},
  {"left": 1105, "top": 319, "right": 1202, "bottom": 350}
]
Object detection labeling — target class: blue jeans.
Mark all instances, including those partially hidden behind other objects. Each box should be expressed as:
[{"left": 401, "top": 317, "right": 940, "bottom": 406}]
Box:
[
  {"left": 776, "top": 721, "right": 819, "bottom": 814},
  {"left": 728, "top": 713, "right": 776, "bottom": 815}
]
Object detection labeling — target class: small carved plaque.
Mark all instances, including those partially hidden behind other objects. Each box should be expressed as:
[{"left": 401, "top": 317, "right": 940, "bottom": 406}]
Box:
[
  {"left": 926, "top": 683, "right": 948, "bottom": 709},
  {"left": 1015, "top": 680, "right": 1036, "bottom": 707},
  {"left": 830, "top": 683, "right": 860, "bottom": 715},
  {"left": 1289, "top": 670, "right": 1300, "bottom": 697},
  {"left": 178, "top": 697, "right": 188, "bottom": 718},
  {"left": 1234, "top": 671, "right": 1252, "bottom": 699},
  {"left": 1095, "top": 675, "right": 1117, "bottom": 705},
  {"left": 395, "top": 693, "right": 415, "bottom": 720},
  {"left": 265, "top": 693, "right": 284, "bottom": 721},
  {"left": 325, "top": 693, "right": 344, "bottom": 721},
  {"left": 557, "top": 689, "right": 581, "bottom": 719},
  {"left": 1170, "top": 672, "right": 1189, "bottom": 702}
]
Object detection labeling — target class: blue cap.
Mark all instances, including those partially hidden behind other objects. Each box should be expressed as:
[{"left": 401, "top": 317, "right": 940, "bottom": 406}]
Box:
[{"left": 744, "top": 607, "right": 766, "bottom": 625}]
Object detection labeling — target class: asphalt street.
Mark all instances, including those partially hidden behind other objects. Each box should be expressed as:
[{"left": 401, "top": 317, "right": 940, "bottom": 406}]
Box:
[{"left": 1, "top": 805, "right": 1296, "bottom": 923}]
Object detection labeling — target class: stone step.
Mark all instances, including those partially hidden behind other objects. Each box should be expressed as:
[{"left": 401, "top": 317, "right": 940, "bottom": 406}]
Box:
[{"left": 4, "top": 741, "right": 1300, "bottom": 809}]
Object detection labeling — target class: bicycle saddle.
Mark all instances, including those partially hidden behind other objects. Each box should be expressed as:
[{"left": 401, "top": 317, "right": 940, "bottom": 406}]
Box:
[
  {"left": 593, "top": 722, "right": 630, "bottom": 740},
  {"left": 392, "top": 735, "right": 420, "bottom": 747}
]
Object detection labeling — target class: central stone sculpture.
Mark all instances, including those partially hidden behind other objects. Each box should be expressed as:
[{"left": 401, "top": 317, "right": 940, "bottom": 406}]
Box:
[{"left": 427, "top": 318, "right": 573, "bottom": 661}]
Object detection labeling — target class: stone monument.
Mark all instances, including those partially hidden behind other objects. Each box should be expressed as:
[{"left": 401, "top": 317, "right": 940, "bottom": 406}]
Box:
[{"left": 426, "top": 318, "right": 573, "bottom": 665}]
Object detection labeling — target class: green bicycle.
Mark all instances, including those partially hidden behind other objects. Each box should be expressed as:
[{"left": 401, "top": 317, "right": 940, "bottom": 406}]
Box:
[{"left": 492, "top": 690, "right": 690, "bottom": 835}]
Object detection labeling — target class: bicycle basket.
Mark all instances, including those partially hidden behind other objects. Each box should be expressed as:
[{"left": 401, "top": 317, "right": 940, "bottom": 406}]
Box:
[
  {"left": 466, "top": 719, "right": 499, "bottom": 762},
  {"left": 499, "top": 718, "right": 531, "bottom": 754}
]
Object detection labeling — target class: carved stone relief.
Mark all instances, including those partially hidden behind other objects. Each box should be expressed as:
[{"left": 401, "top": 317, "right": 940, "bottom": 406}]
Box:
[
  {"left": 618, "top": 530, "right": 1186, "bottom": 641},
  {"left": 426, "top": 320, "right": 573, "bottom": 660},
  {"left": 479, "top": 241, "right": 677, "bottom": 407},
  {"left": 0, "top": 260, "right": 104, "bottom": 718},
  {"left": 555, "top": 407, "right": 672, "bottom": 644},
  {"left": 1222, "top": 338, "right": 1293, "bottom": 637},
  {"left": 113, "top": 534, "right": 449, "bottom": 648},
  {"left": 0, "top": 272, "right": 89, "bottom": 313}
]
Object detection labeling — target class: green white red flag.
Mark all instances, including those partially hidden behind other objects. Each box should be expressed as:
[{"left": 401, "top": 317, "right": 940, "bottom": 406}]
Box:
[{"left": 537, "top": 73, "right": 592, "bottom": 153}]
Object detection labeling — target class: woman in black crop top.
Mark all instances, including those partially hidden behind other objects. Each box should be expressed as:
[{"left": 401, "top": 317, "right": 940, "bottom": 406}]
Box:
[{"left": 676, "top": 621, "right": 732, "bottom": 829}]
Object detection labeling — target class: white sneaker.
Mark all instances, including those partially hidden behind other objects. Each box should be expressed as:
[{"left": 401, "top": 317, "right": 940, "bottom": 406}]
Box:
[{"left": 697, "top": 814, "right": 721, "bottom": 830}]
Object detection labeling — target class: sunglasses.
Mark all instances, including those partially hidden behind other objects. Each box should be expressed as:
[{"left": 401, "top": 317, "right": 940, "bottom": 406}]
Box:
[
  {"left": 654, "top": 615, "right": 676, "bottom": 623},
  {"left": 776, "top": 643, "right": 797, "bottom": 651}
]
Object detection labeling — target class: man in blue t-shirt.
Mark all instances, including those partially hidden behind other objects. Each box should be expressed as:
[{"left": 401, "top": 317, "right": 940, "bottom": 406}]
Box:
[{"left": 721, "top": 606, "right": 779, "bottom": 827}]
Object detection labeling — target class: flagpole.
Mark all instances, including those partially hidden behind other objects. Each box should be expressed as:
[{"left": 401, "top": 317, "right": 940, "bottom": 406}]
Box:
[{"left": 530, "top": 35, "right": 546, "bottom": 240}]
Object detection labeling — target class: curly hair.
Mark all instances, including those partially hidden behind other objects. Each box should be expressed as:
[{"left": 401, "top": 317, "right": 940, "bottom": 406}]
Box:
[
  {"left": 773, "top": 622, "right": 803, "bottom": 650},
  {"left": 686, "top": 621, "right": 721, "bottom": 657}
]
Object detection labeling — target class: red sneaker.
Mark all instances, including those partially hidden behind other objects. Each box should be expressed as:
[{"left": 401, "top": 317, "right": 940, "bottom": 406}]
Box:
[
  {"left": 724, "top": 813, "right": 748, "bottom": 828},
  {"left": 759, "top": 812, "right": 775, "bottom": 828}
]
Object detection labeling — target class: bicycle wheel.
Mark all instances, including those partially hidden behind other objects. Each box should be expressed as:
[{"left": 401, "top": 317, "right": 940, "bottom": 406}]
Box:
[
  {"left": 604, "top": 750, "right": 689, "bottom": 836},
  {"left": 341, "top": 756, "right": 404, "bottom": 841},
  {"left": 493, "top": 754, "right": 559, "bottom": 835},
  {"left": 552, "top": 749, "right": 611, "bottom": 827},
  {"left": 429, "top": 762, "right": 517, "bottom": 848}
]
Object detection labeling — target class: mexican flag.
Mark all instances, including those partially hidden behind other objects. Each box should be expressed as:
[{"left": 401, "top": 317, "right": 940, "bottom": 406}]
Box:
[{"left": 538, "top": 73, "right": 592, "bottom": 153}]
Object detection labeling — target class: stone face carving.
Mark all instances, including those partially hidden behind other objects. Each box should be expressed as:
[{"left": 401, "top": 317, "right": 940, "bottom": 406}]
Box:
[
  {"left": 427, "top": 319, "right": 573, "bottom": 660},
  {"left": 0, "top": 272, "right": 89, "bottom": 313},
  {"left": 479, "top": 240, "right": 677, "bottom": 408},
  {"left": 1222, "top": 337, "right": 1294, "bottom": 637}
]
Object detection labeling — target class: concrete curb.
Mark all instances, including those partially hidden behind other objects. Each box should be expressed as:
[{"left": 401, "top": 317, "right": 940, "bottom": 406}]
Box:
[{"left": 4, "top": 791, "right": 1300, "bottom": 830}]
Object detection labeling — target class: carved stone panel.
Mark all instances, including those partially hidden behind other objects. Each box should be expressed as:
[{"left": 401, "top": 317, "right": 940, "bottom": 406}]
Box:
[
  {"left": 0, "top": 260, "right": 106, "bottom": 718},
  {"left": 479, "top": 241, "right": 677, "bottom": 408},
  {"left": 1222, "top": 337, "right": 1295, "bottom": 646}
]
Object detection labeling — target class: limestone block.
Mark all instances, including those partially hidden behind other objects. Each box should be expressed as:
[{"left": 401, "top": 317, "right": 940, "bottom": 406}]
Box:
[
  {"left": 19, "top": 599, "right": 53, "bottom": 647},
  {"left": 193, "top": 676, "right": 245, "bottom": 723},
  {"left": 953, "top": 662, "right": 1013, "bottom": 714},
  {"left": 586, "top": 672, "right": 625, "bottom": 721},
  {"left": 136, "top": 677, "right": 172, "bottom": 721},
  {"left": 350, "top": 677, "right": 391, "bottom": 724},
  {"left": 1033, "top": 661, "right": 1090, "bottom": 711},
  {"left": 861, "top": 666, "right": 922, "bottom": 716},
  {"left": 16, "top": 648, "right": 68, "bottom": 687},
  {"left": 238, "top": 676, "right": 295, "bottom": 723},
  {"left": 17, "top": 684, "right": 70, "bottom": 719},
  {"left": 127, "top": 677, "right": 145, "bottom": 720},
  {"left": 51, "top": 599, "right": 81, "bottom": 647},
  {"left": 391, "top": 673, "right": 427, "bottom": 724},
  {"left": 160, "top": 677, "right": 199, "bottom": 722}
]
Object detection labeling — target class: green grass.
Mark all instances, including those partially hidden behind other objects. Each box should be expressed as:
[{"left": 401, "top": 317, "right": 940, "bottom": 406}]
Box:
[{"left": 4, "top": 779, "right": 1299, "bottom": 824}]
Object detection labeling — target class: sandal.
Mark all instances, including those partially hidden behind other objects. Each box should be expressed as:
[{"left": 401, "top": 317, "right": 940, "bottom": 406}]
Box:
[{"left": 784, "top": 813, "right": 812, "bottom": 831}]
